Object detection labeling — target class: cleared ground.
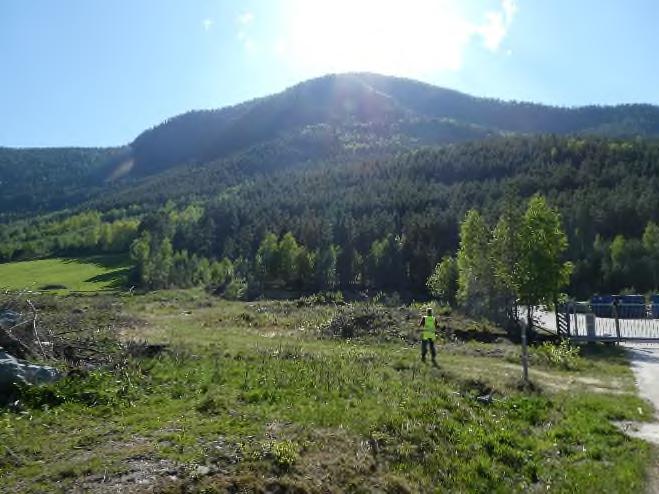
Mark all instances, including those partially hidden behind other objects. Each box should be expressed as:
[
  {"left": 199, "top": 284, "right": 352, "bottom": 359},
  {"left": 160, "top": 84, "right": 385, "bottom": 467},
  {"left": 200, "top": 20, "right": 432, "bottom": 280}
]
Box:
[
  {"left": 0, "top": 290, "right": 656, "bottom": 493},
  {"left": 0, "top": 255, "right": 130, "bottom": 294}
]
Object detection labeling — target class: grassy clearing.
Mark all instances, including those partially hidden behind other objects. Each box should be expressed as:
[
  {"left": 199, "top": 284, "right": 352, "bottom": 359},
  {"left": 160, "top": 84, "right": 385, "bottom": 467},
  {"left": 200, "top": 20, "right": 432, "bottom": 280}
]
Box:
[
  {"left": 0, "top": 255, "right": 130, "bottom": 294},
  {"left": 0, "top": 290, "right": 655, "bottom": 492}
]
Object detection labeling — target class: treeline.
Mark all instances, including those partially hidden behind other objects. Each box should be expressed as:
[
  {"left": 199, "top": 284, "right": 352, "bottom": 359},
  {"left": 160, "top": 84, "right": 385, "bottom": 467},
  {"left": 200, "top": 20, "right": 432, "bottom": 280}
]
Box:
[
  {"left": 130, "top": 194, "right": 573, "bottom": 316},
  {"left": 584, "top": 223, "right": 659, "bottom": 295},
  {"left": 427, "top": 195, "right": 571, "bottom": 325},
  {"left": 129, "top": 204, "right": 415, "bottom": 295},
  {"left": 0, "top": 210, "right": 139, "bottom": 262},
  {"left": 126, "top": 136, "right": 658, "bottom": 297},
  {"left": 5, "top": 135, "right": 659, "bottom": 298}
]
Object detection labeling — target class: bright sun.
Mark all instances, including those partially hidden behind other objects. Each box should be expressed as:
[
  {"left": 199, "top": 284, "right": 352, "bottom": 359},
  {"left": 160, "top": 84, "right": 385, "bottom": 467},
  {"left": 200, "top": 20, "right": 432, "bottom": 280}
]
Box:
[{"left": 277, "top": 0, "right": 516, "bottom": 76}]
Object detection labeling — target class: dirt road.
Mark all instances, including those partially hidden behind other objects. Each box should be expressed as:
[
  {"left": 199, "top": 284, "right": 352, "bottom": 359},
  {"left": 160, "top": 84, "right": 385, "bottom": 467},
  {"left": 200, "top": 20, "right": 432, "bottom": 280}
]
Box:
[{"left": 620, "top": 345, "right": 659, "bottom": 445}]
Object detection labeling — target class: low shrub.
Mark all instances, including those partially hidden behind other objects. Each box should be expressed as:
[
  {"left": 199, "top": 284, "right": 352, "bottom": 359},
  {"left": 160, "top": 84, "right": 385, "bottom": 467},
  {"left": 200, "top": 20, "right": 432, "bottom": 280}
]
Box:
[
  {"left": 223, "top": 278, "right": 247, "bottom": 301},
  {"left": 534, "top": 340, "right": 582, "bottom": 370},
  {"left": 267, "top": 440, "right": 299, "bottom": 469}
]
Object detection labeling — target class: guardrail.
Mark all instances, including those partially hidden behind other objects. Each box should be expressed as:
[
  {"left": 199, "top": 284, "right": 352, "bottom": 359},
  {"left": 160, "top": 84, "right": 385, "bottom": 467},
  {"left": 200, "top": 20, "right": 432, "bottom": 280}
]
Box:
[{"left": 559, "top": 302, "right": 659, "bottom": 342}]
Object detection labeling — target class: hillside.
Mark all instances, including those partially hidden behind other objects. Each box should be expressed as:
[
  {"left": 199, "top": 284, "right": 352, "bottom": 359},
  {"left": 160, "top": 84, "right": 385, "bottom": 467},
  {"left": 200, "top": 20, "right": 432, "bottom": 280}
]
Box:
[
  {"left": 0, "top": 147, "right": 125, "bottom": 220},
  {"left": 3, "top": 135, "right": 659, "bottom": 298},
  {"left": 3, "top": 74, "right": 659, "bottom": 297},
  {"left": 2, "top": 290, "right": 652, "bottom": 492},
  {"left": 4, "top": 73, "right": 659, "bottom": 219},
  {"left": 128, "top": 72, "right": 659, "bottom": 178},
  {"left": 126, "top": 135, "right": 659, "bottom": 297}
]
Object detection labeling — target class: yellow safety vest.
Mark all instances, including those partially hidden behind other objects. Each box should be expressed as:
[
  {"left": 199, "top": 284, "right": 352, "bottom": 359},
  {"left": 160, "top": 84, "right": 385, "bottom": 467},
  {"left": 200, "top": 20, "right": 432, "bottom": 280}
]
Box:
[{"left": 423, "top": 316, "right": 436, "bottom": 340}]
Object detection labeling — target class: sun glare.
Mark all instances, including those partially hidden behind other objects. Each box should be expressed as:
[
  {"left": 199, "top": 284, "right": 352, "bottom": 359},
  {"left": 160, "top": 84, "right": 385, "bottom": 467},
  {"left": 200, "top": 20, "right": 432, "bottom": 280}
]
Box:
[{"left": 277, "top": 0, "right": 514, "bottom": 76}]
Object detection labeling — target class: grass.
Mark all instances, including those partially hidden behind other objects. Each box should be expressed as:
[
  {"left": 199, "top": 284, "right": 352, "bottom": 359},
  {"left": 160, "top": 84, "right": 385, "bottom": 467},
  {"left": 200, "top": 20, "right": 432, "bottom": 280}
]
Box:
[
  {"left": 0, "top": 255, "right": 130, "bottom": 294},
  {"left": 0, "top": 289, "right": 656, "bottom": 492}
]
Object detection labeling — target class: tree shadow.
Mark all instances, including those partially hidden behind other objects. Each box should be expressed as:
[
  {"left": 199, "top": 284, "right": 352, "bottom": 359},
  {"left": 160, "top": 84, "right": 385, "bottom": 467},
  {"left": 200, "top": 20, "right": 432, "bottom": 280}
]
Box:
[
  {"left": 578, "top": 343, "right": 631, "bottom": 366},
  {"left": 451, "top": 328, "right": 504, "bottom": 343},
  {"left": 62, "top": 254, "right": 131, "bottom": 271},
  {"left": 625, "top": 347, "right": 659, "bottom": 364},
  {"left": 84, "top": 267, "right": 132, "bottom": 290}
]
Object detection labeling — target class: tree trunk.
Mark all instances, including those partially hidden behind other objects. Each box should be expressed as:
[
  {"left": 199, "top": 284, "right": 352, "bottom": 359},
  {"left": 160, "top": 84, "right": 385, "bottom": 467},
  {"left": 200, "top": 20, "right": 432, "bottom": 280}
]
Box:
[{"left": 522, "top": 305, "right": 531, "bottom": 383}]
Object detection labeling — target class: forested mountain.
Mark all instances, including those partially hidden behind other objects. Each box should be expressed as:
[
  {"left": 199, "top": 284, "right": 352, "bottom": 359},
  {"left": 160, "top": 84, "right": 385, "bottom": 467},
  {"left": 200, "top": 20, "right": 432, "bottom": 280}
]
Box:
[
  {"left": 3, "top": 73, "right": 659, "bottom": 298},
  {"left": 138, "top": 135, "right": 659, "bottom": 298},
  {"left": 4, "top": 135, "right": 659, "bottom": 298},
  {"left": 0, "top": 146, "right": 126, "bottom": 220},
  {"left": 128, "top": 72, "right": 659, "bottom": 179},
  {"left": 4, "top": 73, "right": 659, "bottom": 218}
]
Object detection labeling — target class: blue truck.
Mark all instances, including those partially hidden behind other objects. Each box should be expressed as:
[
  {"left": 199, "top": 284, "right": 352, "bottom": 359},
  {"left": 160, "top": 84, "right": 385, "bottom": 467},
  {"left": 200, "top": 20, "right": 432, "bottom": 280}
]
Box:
[
  {"left": 591, "top": 295, "right": 614, "bottom": 318},
  {"left": 590, "top": 294, "right": 647, "bottom": 318},
  {"left": 617, "top": 294, "right": 646, "bottom": 318}
]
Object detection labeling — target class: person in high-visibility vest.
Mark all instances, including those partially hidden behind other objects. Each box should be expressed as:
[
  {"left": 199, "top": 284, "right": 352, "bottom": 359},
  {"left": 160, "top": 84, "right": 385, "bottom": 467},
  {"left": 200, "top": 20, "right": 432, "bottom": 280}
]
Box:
[{"left": 419, "top": 307, "right": 439, "bottom": 366}]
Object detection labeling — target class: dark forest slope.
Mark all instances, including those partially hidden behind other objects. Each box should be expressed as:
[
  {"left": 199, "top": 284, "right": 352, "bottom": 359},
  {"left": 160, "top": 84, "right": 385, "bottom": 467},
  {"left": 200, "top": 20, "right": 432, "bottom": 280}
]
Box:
[
  {"left": 150, "top": 135, "right": 659, "bottom": 296},
  {"left": 0, "top": 147, "right": 125, "bottom": 218},
  {"left": 4, "top": 73, "right": 659, "bottom": 219},
  {"left": 3, "top": 135, "right": 659, "bottom": 297},
  {"left": 129, "top": 73, "right": 659, "bottom": 177}
]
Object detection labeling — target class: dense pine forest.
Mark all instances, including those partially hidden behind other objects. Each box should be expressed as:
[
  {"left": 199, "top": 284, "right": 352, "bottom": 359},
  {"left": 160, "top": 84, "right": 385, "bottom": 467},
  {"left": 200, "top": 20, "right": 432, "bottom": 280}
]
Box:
[
  {"left": 3, "top": 74, "right": 659, "bottom": 300},
  {"left": 2, "top": 133, "right": 659, "bottom": 299}
]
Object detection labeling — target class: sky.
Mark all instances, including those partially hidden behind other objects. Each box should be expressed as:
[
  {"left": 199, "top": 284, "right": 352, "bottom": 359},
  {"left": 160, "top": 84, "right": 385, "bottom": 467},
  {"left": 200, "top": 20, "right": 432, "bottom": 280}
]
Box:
[{"left": 1, "top": 0, "right": 658, "bottom": 147}]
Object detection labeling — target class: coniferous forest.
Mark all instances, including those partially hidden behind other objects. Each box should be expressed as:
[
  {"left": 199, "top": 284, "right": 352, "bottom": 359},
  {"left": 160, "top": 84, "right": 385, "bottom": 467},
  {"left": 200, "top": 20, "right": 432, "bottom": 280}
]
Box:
[{"left": 3, "top": 74, "right": 659, "bottom": 300}]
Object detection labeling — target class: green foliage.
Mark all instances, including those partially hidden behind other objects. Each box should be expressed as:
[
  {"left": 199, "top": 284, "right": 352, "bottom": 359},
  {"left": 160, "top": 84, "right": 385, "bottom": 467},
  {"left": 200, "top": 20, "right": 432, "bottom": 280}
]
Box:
[
  {"left": 426, "top": 255, "right": 458, "bottom": 305},
  {"left": 265, "top": 440, "right": 299, "bottom": 469},
  {"left": 456, "top": 210, "right": 501, "bottom": 319},
  {"left": 366, "top": 234, "right": 405, "bottom": 289},
  {"left": 223, "top": 277, "right": 247, "bottom": 300},
  {"left": 7, "top": 133, "right": 659, "bottom": 297},
  {"left": 278, "top": 232, "right": 301, "bottom": 285},
  {"left": 252, "top": 231, "right": 339, "bottom": 293},
  {"left": 517, "top": 196, "right": 572, "bottom": 307},
  {"left": 314, "top": 244, "right": 338, "bottom": 291},
  {"left": 534, "top": 340, "right": 583, "bottom": 370},
  {"left": 643, "top": 221, "right": 659, "bottom": 288},
  {"left": 453, "top": 196, "right": 571, "bottom": 326},
  {"left": 490, "top": 203, "right": 523, "bottom": 315},
  {"left": 297, "top": 291, "right": 344, "bottom": 305},
  {"left": 0, "top": 210, "right": 139, "bottom": 262},
  {"left": 0, "top": 146, "right": 124, "bottom": 218},
  {"left": 255, "top": 232, "right": 280, "bottom": 284}
]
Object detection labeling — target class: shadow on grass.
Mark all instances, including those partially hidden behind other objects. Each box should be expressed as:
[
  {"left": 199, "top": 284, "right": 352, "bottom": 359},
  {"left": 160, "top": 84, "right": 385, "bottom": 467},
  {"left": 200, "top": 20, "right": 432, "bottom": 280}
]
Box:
[
  {"left": 83, "top": 267, "right": 132, "bottom": 290},
  {"left": 579, "top": 343, "right": 630, "bottom": 366},
  {"left": 62, "top": 254, "right": 131, "bottom": 270},
  {"left": 59, "top": 254, "right": 133, "bottom": 291},
  {"left": 451, "top": 329, "right": 503, "bottom": 343}
]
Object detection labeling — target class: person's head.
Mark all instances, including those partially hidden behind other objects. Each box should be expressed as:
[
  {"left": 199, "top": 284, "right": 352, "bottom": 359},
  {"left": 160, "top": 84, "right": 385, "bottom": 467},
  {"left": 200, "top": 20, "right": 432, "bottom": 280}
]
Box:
[{"left": 426, "top": 307, "right": 433, "bottom": 316}]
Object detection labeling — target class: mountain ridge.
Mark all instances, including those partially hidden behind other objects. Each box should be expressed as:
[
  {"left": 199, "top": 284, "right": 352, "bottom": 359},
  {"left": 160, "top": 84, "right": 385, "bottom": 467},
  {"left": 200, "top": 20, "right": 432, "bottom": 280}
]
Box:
[
  {"left": 4, "top": 72, "right": 659, "bottom": 219},
  {"left": 128, "top": 72, "right": 659, "bottom": 177}
]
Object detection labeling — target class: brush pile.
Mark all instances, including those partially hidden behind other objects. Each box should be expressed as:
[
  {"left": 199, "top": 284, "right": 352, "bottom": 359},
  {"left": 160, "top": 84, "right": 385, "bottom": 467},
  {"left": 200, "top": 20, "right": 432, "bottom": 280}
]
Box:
[
  {"left": 0, "top": 291, "right": 129, "bottom": 363},
  {"left": 319, "top": 303, "right": 419, "bottom": 342},
  {"left": 0, "top": 291, "right": 146, "bottom": 398}
]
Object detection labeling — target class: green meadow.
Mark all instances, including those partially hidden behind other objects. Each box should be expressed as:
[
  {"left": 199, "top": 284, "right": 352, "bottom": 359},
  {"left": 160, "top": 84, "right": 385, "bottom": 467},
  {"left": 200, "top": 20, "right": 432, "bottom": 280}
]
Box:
[
  {"left": 0, "top": 255, "right": 130, "bottom": 294},
  {"left": 1, "top": 290, "right": 655, "bottom": 493}
]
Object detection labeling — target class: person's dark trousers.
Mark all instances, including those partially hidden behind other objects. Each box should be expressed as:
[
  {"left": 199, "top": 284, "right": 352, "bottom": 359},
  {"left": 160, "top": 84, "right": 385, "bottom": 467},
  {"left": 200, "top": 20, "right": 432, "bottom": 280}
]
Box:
[{"left": 421, "top": 338, "right": 437, "bottom": 363}]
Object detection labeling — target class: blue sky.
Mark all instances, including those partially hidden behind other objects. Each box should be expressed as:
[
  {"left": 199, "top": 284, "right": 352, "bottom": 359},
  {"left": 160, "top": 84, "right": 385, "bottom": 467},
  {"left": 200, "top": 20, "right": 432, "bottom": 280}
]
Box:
[{"left": 1, "top": 0, "right": 658, "bottom": 147}]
